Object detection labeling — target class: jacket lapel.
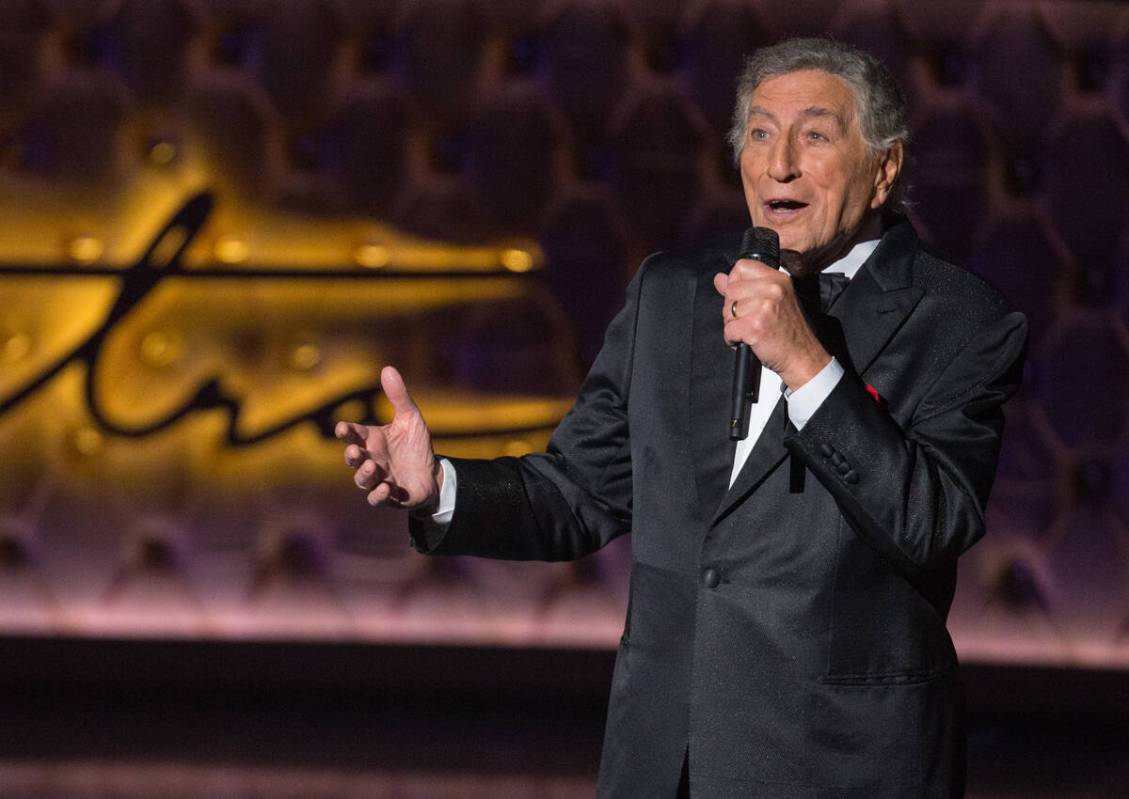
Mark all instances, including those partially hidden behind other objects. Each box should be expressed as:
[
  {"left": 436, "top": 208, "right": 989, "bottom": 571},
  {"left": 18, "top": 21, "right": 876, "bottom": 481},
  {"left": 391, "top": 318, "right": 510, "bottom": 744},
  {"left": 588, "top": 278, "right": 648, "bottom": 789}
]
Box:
[
  {"left": 831, "top": 221, "right": 924, "bottom": 377},
  {"left": 689, "top": 251, "right": 739, "bottom": 523},
  {"left": 710, "top": 395, "right": 790, "bottom": 526}
]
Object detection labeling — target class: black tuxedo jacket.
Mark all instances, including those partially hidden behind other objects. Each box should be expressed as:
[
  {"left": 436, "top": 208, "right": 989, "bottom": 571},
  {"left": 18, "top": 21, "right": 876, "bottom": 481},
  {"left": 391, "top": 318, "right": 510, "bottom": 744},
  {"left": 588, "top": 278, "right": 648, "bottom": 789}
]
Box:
[{"left": 412, "top": 220, "right": 1028, "bottom": 798}]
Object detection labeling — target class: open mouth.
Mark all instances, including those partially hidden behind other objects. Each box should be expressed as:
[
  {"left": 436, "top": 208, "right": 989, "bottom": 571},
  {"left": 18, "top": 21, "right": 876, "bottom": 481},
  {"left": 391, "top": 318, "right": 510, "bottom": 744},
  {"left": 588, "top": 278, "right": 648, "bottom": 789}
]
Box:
[{"left": 765, "top": 199, "right": 808, "bottom": 211}]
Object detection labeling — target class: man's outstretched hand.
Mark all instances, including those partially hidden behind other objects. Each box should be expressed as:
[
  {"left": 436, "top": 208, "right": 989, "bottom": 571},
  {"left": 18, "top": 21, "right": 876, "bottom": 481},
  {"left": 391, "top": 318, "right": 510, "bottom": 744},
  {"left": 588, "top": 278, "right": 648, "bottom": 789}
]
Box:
[{"left": 336, "top": 366, "right": 442, "bottom": 512}]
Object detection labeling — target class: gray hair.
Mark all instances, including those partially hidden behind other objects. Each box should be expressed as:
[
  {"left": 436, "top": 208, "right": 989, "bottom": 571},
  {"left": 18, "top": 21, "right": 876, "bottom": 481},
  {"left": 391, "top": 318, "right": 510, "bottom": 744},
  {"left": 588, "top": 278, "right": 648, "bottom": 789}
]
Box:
[{"left": 727, "top": 38, "right": 909, "bottom": 170}]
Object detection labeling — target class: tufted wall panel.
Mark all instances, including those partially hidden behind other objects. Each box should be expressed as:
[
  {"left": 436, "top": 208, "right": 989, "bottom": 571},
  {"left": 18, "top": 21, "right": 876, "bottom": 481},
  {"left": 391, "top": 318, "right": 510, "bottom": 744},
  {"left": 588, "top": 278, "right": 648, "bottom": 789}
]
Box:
[{"left": 0, "top": 0, "right": 1127, "bottom": 670}]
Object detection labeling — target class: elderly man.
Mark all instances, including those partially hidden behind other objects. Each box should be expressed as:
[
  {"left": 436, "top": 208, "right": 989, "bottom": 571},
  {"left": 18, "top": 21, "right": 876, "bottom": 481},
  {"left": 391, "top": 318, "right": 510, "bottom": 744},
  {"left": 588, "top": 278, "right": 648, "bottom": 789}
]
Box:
[{"left": 338, "top": 38, "right": 1027, "bottom": 798}]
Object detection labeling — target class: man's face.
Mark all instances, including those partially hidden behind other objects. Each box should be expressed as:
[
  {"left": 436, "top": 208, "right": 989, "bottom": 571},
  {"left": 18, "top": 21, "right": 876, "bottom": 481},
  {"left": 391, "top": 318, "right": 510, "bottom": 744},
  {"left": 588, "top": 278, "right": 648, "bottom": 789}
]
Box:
[{"left": 738, "top": 69, "right": 901, "bottom": 269}]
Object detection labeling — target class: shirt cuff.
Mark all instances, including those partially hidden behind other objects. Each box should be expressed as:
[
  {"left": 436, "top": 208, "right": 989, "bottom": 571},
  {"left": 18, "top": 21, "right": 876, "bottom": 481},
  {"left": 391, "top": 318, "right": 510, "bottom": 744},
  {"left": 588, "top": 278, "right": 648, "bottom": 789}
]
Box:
[
  {"left": 430, "top": 457, "right": 457, "bottom": 526},
  {"left": 784, "top": 357, "right": 844, "bottom": 430},
  {"left": 408, "top": 456, "right": 457, "bottom": 539}
]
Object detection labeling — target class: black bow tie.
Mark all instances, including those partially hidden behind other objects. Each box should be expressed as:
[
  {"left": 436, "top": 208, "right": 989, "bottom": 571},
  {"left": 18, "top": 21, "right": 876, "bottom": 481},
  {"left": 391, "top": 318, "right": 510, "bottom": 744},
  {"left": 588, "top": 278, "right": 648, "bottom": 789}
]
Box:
[
  {"left": 819, "top": 271, "right": 850, "bottom": 310},
  {"left": 794, "top": 271, "right": 851, "bottom": 315}
]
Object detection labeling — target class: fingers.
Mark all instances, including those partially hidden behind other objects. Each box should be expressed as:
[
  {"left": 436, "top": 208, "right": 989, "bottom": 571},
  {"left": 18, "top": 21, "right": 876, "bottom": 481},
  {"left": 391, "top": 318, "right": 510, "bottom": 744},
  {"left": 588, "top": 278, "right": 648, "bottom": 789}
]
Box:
[
  {"left": 381, "top": 365, "right": 419, "bottom": 419},
  {"left": 717, "top": 262, "right": 797, "bottom": 351},
  {"left": 335, "top": 421, "right": 368, "bottom": 446},
  {"left": 728, "top": 256, "right": 778, "bottom": 282},
  {"left": 713, "top": 258, "right": 773, "bottom": 298},
  {"left": 337, "top": 423, "right": 374, "bottom": 472},
  {"left": 337, "top": 365, "right": 433, "bottom": 509},
  {"left": 336, "top": 377, "right": 398, "bottom": 505},
  {"left": 336, "top": 420, "right": 387, "bottom": 490},
  {"left": 367, "top": 481, "right": 410, "bottom": 507},
  {"left": 354, "top": 457, "right": 387, "bottom": 491},
  {"left": 712, "top": 271, "right": 729, "bottom": 295},
  {"left": 366, "top": 482, "right": 392, "bottom": 506},
  {"left": 350, "top": 454, "right": 402, "bottom": 507},
  {"left": 715, "top": 259, "right": 784, "bottom": 315},
  {"left": 720, "top": 276, "right": 789, "bottom": 325},
  {"left": 343, "top": 443, "right": 366, "bottom": 469}
]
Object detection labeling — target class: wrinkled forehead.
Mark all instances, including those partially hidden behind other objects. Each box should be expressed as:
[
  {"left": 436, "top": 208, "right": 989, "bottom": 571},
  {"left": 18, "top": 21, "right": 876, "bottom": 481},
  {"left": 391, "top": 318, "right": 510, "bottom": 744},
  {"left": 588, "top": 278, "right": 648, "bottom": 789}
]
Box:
[{"left": 748, "top": 69, "right": 862, "bottom": 131}]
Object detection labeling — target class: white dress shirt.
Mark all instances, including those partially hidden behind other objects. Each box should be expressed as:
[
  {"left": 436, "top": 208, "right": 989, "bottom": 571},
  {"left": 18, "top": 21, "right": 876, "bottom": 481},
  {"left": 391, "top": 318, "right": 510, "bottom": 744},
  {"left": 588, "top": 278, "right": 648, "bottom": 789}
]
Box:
[{"left": 428, "top": 239, "right": 879, "bottom": 523}]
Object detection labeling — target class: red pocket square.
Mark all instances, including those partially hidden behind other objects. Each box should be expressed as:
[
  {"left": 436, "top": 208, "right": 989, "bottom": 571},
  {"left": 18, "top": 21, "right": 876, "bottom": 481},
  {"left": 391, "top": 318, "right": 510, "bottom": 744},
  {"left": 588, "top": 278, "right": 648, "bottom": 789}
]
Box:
[{"left": 865, "top": 383, "right": 884, "bottom": 407}]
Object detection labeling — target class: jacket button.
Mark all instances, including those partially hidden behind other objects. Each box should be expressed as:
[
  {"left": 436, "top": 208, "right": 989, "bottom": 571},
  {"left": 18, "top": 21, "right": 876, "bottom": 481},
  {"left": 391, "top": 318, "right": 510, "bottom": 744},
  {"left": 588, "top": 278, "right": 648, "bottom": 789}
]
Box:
[
  {"left": 844, "top": 470, "right": 859, "bottom": 484},
  {"left": 819, "top": 443, "right": 834, "bottom": 457},
  {"left": 702, "top": 568, "right": 720, "bottom": 589}
]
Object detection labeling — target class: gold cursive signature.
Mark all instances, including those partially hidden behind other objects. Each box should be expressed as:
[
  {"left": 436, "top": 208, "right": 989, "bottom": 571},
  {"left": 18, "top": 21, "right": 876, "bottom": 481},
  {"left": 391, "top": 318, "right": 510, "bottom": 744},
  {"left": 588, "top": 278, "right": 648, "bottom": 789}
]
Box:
[{"left": 0, "top": 192, "right": 561, "bottom": 446}]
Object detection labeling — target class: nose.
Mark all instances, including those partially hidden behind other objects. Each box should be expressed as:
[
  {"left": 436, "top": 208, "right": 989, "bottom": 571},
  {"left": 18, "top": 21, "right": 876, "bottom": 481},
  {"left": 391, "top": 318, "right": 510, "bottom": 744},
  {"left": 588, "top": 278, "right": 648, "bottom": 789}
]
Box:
[{"left": 767, "top": 136, "right": 799, "bottom": 182}]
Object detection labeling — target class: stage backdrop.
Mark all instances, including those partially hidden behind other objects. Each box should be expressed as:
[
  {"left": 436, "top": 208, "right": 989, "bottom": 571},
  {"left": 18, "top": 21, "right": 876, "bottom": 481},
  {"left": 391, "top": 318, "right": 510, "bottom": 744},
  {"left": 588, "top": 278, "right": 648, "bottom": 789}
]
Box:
[{"left": 1, "top": 0, "right": 1128, "bottom": 669}]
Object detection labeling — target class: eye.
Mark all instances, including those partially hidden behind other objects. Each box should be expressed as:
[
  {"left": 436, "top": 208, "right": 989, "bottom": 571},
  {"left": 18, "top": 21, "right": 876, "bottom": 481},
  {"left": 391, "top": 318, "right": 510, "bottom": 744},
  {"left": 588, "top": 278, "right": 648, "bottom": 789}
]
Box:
[
  {"left": 806, "top": 129, "right": 830, "bottom": 142},
  {"left": 749, "top": 128, "right": 769, "bottom": 142}
]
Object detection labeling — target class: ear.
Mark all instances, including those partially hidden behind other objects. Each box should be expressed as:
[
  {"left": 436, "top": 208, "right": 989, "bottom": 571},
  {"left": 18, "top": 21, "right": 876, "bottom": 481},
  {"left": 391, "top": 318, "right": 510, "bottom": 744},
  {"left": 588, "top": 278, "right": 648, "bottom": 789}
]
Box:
[{"left": 869, "top": 141, "right": 904, "bottom": 209}]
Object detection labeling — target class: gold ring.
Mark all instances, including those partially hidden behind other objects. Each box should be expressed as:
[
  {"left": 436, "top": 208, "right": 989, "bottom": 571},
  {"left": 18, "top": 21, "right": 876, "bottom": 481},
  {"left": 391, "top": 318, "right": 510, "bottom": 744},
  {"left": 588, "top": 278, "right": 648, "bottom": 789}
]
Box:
[{"left": 731, "top": 300, "right": 739, "bottom": 319}]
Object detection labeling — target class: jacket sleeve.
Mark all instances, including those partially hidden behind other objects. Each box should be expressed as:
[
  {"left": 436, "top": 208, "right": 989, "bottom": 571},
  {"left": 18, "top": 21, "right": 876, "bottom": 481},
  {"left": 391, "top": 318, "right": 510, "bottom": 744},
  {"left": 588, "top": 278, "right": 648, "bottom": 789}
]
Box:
[
  {"left": 409, "top": 259, "right": 652, "bottom": 561},
  {"left": 786, "top": 308, "right": 1028, "bottom": 577}
]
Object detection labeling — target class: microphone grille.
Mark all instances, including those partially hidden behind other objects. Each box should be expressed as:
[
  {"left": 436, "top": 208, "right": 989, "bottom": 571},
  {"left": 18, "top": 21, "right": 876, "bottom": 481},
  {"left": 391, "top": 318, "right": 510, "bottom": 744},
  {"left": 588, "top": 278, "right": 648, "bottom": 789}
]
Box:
[{"left": 737, "top": 226, "right": 780, "bottom": 266}]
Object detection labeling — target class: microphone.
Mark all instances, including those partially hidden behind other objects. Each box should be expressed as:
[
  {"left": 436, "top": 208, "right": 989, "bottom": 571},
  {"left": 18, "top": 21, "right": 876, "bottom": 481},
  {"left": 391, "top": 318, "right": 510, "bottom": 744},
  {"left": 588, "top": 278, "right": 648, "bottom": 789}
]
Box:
[{"left": 729, "top": 227, "right": 780, "bottom": 441}]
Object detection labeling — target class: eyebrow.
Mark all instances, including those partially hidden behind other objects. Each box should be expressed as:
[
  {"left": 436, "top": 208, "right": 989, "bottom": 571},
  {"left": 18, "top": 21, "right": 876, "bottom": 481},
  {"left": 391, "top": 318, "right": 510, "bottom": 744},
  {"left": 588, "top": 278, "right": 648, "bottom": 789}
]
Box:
[{"left": 748, "top": 105, "right": 847, "bottom": 132}]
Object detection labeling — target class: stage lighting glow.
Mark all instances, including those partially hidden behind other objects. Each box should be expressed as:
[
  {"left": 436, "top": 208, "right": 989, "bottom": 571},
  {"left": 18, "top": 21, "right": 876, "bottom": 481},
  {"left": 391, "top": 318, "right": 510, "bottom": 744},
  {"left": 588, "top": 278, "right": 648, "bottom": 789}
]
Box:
[
  {"left": 148, "top": 141, "right": 178, "bottom": 165},
  {"left": 354, "top": 243, "right": 391, "bottom": 268},
  {"left": 213, "top": 235, "right": 249, "bottom": 264},
  {"left": 70, "top": 426, "right": 104, "bottom": 457},
  {"left": 2, "top": 333, "right": 31, "bottom": 363},
  {"left": 503, "top": 439, "right": 534, "bottom": 456},
  {"left": 139, "top": 330, "right": 184, "bottom": 368},
  {"left": 68, "top": 235, "right": 104, "bottom": 264},
  {"left": 500, "top": 248, "right": 534, "bottom": 272},
  {"left": 289, "top": 342, "right": 322, "bottom": 371}
]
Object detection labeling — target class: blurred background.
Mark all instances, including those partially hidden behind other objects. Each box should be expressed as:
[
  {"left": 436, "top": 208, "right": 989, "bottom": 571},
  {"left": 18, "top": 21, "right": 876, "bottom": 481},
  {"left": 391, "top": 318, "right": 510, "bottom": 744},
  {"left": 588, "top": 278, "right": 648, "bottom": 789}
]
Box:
[{"left": 0, "top": 0, "right": 1127, "bottom": 796}]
